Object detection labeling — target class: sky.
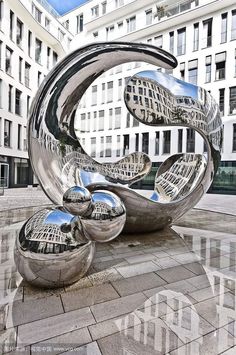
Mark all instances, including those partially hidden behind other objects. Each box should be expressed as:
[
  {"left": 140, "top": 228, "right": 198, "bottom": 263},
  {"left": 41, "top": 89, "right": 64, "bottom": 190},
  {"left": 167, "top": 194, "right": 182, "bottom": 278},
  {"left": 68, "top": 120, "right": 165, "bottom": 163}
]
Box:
[{"left": 47, "top": 0, "right": 88, "bottom": 15}]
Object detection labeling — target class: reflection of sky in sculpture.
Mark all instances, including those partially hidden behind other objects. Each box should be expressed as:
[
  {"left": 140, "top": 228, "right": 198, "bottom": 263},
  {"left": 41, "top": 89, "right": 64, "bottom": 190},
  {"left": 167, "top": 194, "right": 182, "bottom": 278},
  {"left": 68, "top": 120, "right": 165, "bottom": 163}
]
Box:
[
  {"left": 136, "top": 71, "right": 198, "bottom": 99},
  {"left": 45, "top": 209, "right": 74, "bottom": 225},
  {"left": 92, "top": 191, "right": 118, "bottom": 208}
]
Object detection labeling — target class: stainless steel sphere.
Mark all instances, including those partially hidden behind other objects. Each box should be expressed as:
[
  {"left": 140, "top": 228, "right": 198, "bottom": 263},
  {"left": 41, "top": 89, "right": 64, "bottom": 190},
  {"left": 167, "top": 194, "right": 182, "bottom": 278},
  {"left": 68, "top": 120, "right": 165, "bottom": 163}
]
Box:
[
  {"left": 14, "top": 207, "right": 95, "bottom": 288},
  {"left": 63, "top": 186, "right": 92, "bottom": 217},
  {"left": 80, "top": 190, "right": 126, "bottom": 243}
]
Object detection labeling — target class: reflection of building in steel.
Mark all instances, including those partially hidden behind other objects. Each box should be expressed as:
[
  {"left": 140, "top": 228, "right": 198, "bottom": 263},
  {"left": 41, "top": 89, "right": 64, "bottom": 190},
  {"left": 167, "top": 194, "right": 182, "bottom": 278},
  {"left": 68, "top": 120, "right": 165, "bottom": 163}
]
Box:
[
  {"left": 91, "top": 201, "right": 124, "bottom": 220},
  {"left": 126, "top": 76, "right": 175, "bottom": 124},
  {"left": 155, "top": 154, "right": 206, "bottom": 201}
]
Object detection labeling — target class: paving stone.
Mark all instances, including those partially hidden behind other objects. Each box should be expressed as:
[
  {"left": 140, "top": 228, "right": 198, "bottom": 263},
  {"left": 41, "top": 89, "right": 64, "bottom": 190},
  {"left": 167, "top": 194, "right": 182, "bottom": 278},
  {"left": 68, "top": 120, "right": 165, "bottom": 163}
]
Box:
[
  {"left": 116, "top": 261, "right": 161, "bottom": 278},
  {"left": 161, "top": 306, "right": 215, "bottom": 343},
  {"left": 0, "top": 327, "right": 17, "bottom": 354},
  {"left": 89, "top": 312, "right": 141, "bottom": 340},
  {"left": 32, "top": 327, "right": 91, "bottom": 355},
  {"left": 134, "top": 301, "right": 173, "bottom": 322},
  {"left": 90, "top": 292, "right": 147, "bottom": 323},
  {"left": 93, "top": 259, "right": 128, "bottom": 271},
  {"left": 88, "top": 268, "right": 122, "bottom": 285},
  {"left": 155, "top": 265, "right": 196, "bottom": 283},
  {"left": 64, "top": 277, "right": 92, "bottom": 292},
  {"left": 6, "top": 295, "right": 64, "bottom": 328},
  {"left": 182, "top": 262, "right": 206, "bottom": 275},
  {"left": 111, "top": 272, "right": 167, "bottom": 297},
  {"left": 17, "top": 307, "right": 95, "bottom": 347},
  {"left": 124, "top": 254, "right": 157, "bottom": 264},
  {"left": 170, "top": 328, "right": 235, "bottom": 355},
  {"left": 23, "top": 284, "right": 65, "bottom": 301},
  {"left": 97, "top": 318, "right": 183, "bottom": 355},
  {"left": 59, "top": 341, "right": 102, "bottom": 355},
  {"left": 186, "top": 274, "right": 215, "bottom": 290},
  {"left": 153, "top": 257, "right": 180, "bottom": 269},
  {"left": 189, "top": 284, "right": 229, "bottom": 303},
  {"left": 61, "top": 284, "right": 119, "bottom": 312}
]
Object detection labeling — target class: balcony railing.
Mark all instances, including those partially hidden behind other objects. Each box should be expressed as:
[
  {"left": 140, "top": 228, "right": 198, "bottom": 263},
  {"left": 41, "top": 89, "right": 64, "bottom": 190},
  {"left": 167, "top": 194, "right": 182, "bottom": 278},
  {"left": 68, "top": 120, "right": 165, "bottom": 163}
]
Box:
[{"left": 154, "top": 0, "right": 199, "bottom": 21}]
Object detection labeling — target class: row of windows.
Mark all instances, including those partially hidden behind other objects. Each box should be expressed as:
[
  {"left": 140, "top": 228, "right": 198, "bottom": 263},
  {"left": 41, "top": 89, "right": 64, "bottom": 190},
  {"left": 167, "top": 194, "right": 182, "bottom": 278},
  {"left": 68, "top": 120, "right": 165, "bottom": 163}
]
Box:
[
  {"left": 0, "top": 117, "right": 27, "bottom": 150},
  {"left": 146, "top": 10, "right": 236, "bottom": 57},
  {"left": 88, "top": 126, "right": 236, "bottom": 159}
]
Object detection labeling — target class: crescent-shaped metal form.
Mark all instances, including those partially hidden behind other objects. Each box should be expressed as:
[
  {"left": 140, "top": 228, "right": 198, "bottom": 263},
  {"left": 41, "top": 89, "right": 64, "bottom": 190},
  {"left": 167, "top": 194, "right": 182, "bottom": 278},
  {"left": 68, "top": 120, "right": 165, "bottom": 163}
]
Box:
[{"left": 27, "top": 42, "right": 222, "bottom": 233}]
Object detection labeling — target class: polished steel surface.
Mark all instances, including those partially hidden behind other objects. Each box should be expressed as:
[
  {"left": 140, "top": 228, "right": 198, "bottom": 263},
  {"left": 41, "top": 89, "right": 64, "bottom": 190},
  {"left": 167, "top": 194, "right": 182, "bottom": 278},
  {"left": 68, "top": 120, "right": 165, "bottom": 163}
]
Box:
[
  {"left": 14, "top": 207, "right": 95, "bottom": 288},
  {"left": 63, "top": 186, "right": 92, "bottom": 217},
  {"left": 80, "top": 190, "right": 126, "bottom": 243},
  {"left": 27, "top": 42, "right": 222, "bottom": 233}
]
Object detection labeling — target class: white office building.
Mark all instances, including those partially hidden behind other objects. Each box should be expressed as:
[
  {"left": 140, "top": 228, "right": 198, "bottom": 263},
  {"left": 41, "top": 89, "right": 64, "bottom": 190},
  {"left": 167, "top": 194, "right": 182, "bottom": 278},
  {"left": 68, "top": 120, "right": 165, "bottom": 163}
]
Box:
[
  {"left": 0, "top": 0, "right": 72, "bottom": 187},
  {"left": 1, "top": 0, "right": 236, "bottom": 193}
]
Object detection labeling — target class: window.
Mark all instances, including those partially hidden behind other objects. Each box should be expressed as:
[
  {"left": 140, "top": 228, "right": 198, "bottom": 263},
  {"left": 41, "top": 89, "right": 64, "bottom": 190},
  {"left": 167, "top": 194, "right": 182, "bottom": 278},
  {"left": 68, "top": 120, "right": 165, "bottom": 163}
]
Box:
[
  {"left": 0, "top": 79, "right": 2, "bottom": 108},
  {"left": 19, "top": 57, "right": 23, "bottom": 82},
  {"left": 93, "top": 112, "right": 97, "bottom": 131},
  {"left": 27, "top": 96, "right": 31, "bottom": 117},
  {"left": 229, "top": 87, "right": 236, "bottom": 114},
  {"left": 106, "top": 25, "right": 114, "bottom": 40},
  {"left": 93, "top": 31, "right": 98, "bottom": 38},
  {"left": 18, "top": 124, "right": 22, "bottom": 150},
  {"left": 193, "top": 23, "right": 199, "bottom": 51},
  {"left": 100, "top": 137, "right": 104, "bottom": 157},
  {"left": 98, "top": 110, "right": 104, "bottom": 131},
  {"left": 28, "top": 31, "right": 32, "bottom": 57},
  {"left": 58, "top": 28, "right": 65, "bottom": 42},
  {"left": 35, "top": 38, "right": 42, "bottom": 64},
  {"left": 102, "top": 2, "right": 107, "bottom": 14},
  {"left": 91, "top": 137, "right": 96, "bottom": 157},
  {"left": 115, "top": 0, "right": 124, "bottom": 7},
  {"left": 233, "top": 124, "right": 236, "bottom": 151},
  {"left": 232, "top": 10, "right": 236, "bottom": 40},
  {"left": 8, "top": 85, "right": 13, "bottom": 112},
  {"left": 116, "top": 135, "right": 120, "bottom": 157},
  {"left": 142, "top": 133, "right": 149, "bottom": 154},
  {"left": 146, "top": 9, "right": 152, "bottom": 25},
  {"left": 0, "top": 41, "right": 2, "bottom": 69},
  {"left": 53, "top": 51, "right": 58, "bottom": 66},
  {"left": 127, "top": 16, "right": 136, "bottom": 33},
  {"left": 188, "top": 59, "right": 198, "bottom": 85},
  {"left": 45, "top": 17, "right": 50, "bottom": 30},
  {"left": 133, "top": 117, "right": 139, "bottom": 127},
  {"left": 169, "top": 31, "right": 174, "bottom": 54},
  {"left": 177, "top": 28, "right": 186, "bottom": 55},
  {"left": 76, "top": 14, "right": 83, "bottom": 33},
  {"left": 15, "top": 89, "right": 22, "bottom": 115},
  {"left": 101, "top": 83, "right": 105, "bottom": 104},
  {"left": 16, "top": 19, "right": 23, "bottom": 46},
  {"left": 107, "top": 81, "right": 113, "bottom": 103},
  {"left": 34, "top": 6, "right": 42, "bottom": 23},
  {"left": 215, "top": 52, "right": 226, "bottom": 80},
  {"left": 5, "top": 47, "right": 13, "bottom": 75},
  {"left": 163, "top": 130, "right": 171, "bottom": 154},
  {"left": 23, "top": 126, "right": 28, "bottom": 150},
  {"left": 4, "top": 120, "right": 11, "bottom": 147},
  {"left": 80, "top": 113, "right": 86, "bottom": 132},
  {"left": 37, "top": 71, "right": 42, "bottom": 87},
  {"left": 205, "top": 56, "right": 211, "bottom": 83},
  {"left": 135, "top": 133, "right": 139, "bottom": 151},
  {"left": 221, "top": 13, "right": 227, "bottom": 43},
  {"left": 10, "top": 11, "right": 14, "bottom": 40},
  {"left": 155, "top": 132, "right": 159, "bottom": 155},
  {"left": 219, "top": 88, "right": 225, "bottom": 116},
  {"left": 123, "top": 134, "right": 129, "bottom": 155},
  {"left": 235, "top": 49, "right": 236, "bottom": 77},
  {"left": 92, "top": 85, "right": 97, "bottom": 106},
  {"left": 91, "top": 6, "right": 99, "bottom": 18},
  {"left": 126, "top": 113, "right": 130, "bottom": 128},
  {"left": 178, "top": 129, "right": 183, "bottom": 153},
  {"left": 0, "top": 0, "right": 3, "bottom": 29},
  {"left": 115, "top": 107, "right": 121, "bottom": 129},
  {"left": 186, "top": 128, "right": 195, "bottom": 152},
  {"left": 109, "top": 109, "right": 113, "bottom": 130},
  {"left": 47, "top": 47, "right": 51, "bottom": 69},
  {"left": 118, "top": 79, "right": 122, "bottom": 101},
  {"left": 105, "top": 136, "right": 112, "bottom": 157},
  {"left": 155, "top": 35, "right": 163, "bottom": 48},
  {"left": 180, "top": 62, "right": 185, "bottom": 80},
  {"left": 118, "top": 21, "right": 123, "bottom": 30},
  {"left": 202, "top": 18, "right": 212, "bottom": 48}
]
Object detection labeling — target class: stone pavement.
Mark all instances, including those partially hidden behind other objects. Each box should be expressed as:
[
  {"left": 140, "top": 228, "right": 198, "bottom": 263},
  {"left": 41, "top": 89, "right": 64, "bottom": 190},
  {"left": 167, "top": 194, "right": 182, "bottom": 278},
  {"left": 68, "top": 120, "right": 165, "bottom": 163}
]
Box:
[
  {"left": 0, "top": 207, "right": 236, "bottom": 354},
  {"left": 0, "top": 187, "right": 236, "bottom": 216}
]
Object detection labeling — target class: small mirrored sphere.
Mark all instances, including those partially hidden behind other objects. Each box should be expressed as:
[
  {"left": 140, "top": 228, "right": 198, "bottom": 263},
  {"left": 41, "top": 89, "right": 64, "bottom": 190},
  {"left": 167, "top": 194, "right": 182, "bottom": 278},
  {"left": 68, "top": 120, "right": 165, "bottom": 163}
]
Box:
[
  {"left": 80, "top": 190, "right": 126, "bottom": 243},
  {"left": 14, "top": 207, "right": 95, "bottom": 288},
  {"left": 63, "top": 186, "right": 92, "bottom": 217}
]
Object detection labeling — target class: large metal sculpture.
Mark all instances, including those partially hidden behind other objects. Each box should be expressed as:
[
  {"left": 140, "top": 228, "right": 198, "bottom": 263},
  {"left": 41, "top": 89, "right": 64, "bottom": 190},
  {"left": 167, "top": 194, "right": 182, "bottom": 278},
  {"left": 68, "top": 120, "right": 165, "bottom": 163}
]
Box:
[{"left": 14, "top": 42, "right": 222, "bottom": 287}]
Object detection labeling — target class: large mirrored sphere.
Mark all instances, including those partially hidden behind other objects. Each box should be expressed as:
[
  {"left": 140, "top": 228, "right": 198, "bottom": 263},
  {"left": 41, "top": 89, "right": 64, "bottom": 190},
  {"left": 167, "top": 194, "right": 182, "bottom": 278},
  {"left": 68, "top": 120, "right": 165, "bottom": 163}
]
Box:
[
  {"left": 80, "top": 190, "right": 126, "bottom": 243},
  {"left": 63, "top": 186, "right": 92, "bottom": 217},
  {"left": 14, "top": 207, "right": 95, "bottom": 288}
]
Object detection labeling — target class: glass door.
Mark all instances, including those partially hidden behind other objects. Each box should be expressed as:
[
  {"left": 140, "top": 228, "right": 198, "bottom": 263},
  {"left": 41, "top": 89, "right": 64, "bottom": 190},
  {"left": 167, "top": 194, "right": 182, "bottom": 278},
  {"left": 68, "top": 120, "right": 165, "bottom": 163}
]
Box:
[{"left": 0, "top": 163, "right": 9, "bottom": 188}]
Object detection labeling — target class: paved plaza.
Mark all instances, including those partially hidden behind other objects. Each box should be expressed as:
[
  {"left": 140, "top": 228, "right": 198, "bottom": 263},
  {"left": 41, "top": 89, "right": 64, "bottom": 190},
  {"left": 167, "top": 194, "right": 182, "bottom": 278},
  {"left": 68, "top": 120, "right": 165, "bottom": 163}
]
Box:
[{"left": 0, "top": 190, "right": 236, "bottom": 354}]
